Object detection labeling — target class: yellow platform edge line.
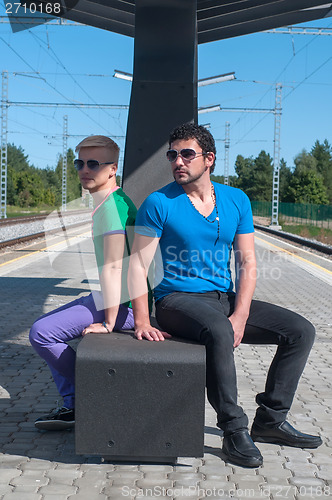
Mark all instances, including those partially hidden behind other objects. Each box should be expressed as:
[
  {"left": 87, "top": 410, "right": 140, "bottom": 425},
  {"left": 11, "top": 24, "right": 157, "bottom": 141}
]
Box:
[
  {"left": 255, "top": 235, "right": 332, "bottom": 276},
  {"left": 0, "top": 231, "right": 91, "bottom": 268}
]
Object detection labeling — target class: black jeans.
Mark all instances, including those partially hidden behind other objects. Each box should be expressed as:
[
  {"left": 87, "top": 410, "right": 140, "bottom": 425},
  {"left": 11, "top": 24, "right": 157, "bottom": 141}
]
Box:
[{"left": 156, "top": 291, "right": 315, "bottom": 435}]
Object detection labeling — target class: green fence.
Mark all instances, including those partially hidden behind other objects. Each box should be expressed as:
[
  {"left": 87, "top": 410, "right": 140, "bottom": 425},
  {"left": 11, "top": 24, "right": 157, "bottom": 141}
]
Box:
[{"left": 251, "top": 201, "right": 332, "bottom": 229}]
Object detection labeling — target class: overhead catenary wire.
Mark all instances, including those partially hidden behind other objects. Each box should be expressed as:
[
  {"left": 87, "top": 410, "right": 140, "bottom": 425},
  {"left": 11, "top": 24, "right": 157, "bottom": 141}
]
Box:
[
  {"left": 0, "top": 37, "right": 118, "bottom": 136},
  {"left": 27, "top": 29, "right": 123, "bottom": 133},
  {"left": 8, "top": 117, "right": 50, "bottom": 136},
  {"left": 233, "top": 49, "right": 332, "bottom": 147},
  {"left": 283, "top": 55, "right": 332, "bottom": 102},
  {"left": 230, "top": 20, "right": 332, "bottom": 146}
]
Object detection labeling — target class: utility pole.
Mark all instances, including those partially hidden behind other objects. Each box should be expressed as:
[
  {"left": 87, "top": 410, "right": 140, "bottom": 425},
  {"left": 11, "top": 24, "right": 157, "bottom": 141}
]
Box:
[
  {"left": 270, "top": 83, "right": 282, "bottom": 229},
  {"left": 224, "top": 122, "right": 230, "bottom": 185},
  {"left": 62, "top": 115, "right": 68, "bottom": 212},
  {"left": 1, "top": 71, "right": 8, "bottom": 219},
  {"left": 88, "top": 192, "right": 93, "bottom": 209}
]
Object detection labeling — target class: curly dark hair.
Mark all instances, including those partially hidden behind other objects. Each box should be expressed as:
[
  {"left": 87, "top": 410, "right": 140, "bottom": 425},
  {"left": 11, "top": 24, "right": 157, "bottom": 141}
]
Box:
[{"left": 168, "top": 123, "right": 216, "bottom": 173}]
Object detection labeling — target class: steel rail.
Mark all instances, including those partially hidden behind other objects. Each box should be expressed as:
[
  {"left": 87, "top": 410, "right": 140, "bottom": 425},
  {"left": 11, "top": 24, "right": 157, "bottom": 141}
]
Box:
[{"left": 254, "top": 224, "right": 332, "bottom": 256}]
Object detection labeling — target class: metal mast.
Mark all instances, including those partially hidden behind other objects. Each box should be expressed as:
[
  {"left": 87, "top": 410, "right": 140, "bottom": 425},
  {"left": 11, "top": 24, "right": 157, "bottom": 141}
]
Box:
[
  {"left": 270, "top": 83, "right": 282, "bottom": 229},
  {"left": 1, "top": 71, "right": 8, "bottom": 219},
  {"left": 224, "top": 121, "right": 230, "bottom": 185},
  {"left": 62, "top": 115, "right": 68, "bottom": 211}
]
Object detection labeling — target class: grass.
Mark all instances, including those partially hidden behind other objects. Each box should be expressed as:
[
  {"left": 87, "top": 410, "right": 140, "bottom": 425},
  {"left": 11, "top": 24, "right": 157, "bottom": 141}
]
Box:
[
  {"left": 5, "top": 200, "right": 87, "bottom": 218},
  {"left": 253, "top": 216, "right": 332, "bottom": 246},
  {"left": 5, "top": 205, "right": 54, "bottom": 218},
  {"left": 281, "top": 223, "right": 332, "bottom": 246}
]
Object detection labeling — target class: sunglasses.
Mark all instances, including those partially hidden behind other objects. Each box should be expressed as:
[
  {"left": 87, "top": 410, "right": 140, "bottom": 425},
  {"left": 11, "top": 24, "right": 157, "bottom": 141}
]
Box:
[
  {"left": 166, "top": 148, "right": 208, "bottom": 163},
  {"left": 74, "top": 159, "right": 115, "bottom": 171}
]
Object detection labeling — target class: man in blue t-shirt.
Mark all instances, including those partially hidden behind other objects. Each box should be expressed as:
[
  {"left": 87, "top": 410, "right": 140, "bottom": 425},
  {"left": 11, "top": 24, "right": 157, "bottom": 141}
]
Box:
[{"left": 128, "top": 124, "right": 322, "bottom": 468}]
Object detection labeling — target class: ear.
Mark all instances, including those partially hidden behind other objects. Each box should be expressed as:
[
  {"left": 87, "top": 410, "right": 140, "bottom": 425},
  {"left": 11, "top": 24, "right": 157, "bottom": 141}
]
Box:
[
  {"left": 109, "top": 163, "right": 118, "bottom": 177},
  {"left": 205, "top": 152, "right": 215, "bottom": 168}
]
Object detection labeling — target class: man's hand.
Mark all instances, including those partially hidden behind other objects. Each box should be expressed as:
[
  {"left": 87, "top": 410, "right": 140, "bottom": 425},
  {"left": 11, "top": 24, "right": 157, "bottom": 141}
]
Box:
[
  {"left": 82, "top": 322, "right": 114, "bottom": 336},
  {"left": 228, "top": 313, "right": 247, "bottom": 348},
  {"left": 135, "top": 323, "right": 172, "bottom": 342}
]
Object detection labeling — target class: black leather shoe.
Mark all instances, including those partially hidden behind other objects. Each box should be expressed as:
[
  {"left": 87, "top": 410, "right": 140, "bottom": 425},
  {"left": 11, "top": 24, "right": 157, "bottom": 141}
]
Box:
[
  {"left": 251, "top": 421, "right": 322, "bottom": 449},
  {"left": 221, "top": 429, "right": 263, "bottom": 468}
]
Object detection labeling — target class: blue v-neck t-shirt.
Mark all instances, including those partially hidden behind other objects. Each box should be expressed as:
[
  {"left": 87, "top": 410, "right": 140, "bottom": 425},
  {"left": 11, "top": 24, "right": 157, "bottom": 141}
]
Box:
[{"left": 135, "top": 181, "right": 254, "bottom": 302}]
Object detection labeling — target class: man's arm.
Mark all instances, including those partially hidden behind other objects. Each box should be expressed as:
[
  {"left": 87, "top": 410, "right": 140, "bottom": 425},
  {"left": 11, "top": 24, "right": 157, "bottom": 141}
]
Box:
[
  {"left": 229, "top": 232, "right": 256, "bottom": 348},
  {"left": 82, "top": 233, "right": 125, "bottom": 335},
  {"left": 128, "top": 233, "right": 171, "bottom": 341}
]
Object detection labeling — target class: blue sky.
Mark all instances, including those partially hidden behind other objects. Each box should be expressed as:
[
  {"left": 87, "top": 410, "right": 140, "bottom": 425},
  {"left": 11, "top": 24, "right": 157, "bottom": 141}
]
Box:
[{"left": 1, "top": 3, "right": 332, "bottom": 178}]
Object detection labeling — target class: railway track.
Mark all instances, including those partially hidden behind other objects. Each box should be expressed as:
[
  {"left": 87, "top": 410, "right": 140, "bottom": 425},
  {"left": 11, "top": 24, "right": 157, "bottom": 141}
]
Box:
[
  {"left": 0, "top": 222, "right": 91, "bottom": 250},
  {"left": 254, "top": 224, "right": 332, "bottom": 256},
  {"left": 0, "top": 210, "right": 91, "bottom": 250},
  {"left": 0, "top": 209, "right": 89, "bottom": 226}
]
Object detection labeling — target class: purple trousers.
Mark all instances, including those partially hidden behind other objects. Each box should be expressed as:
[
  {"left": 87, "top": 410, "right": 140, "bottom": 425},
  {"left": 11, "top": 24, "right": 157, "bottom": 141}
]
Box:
[{"left": 29, "top": 293, "right": 134, "bottom": 409}]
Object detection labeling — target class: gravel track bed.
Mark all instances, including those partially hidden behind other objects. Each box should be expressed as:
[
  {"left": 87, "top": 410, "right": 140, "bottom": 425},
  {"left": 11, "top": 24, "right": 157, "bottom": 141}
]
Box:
[{"left": 0, "top": 213, "right": 91, "bottom": 242}]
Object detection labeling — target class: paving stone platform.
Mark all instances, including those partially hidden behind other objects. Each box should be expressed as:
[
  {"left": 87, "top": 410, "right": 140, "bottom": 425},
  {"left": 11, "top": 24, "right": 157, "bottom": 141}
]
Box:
[{"left": 0, "top": 229, "right": 331, "bottom": 499}]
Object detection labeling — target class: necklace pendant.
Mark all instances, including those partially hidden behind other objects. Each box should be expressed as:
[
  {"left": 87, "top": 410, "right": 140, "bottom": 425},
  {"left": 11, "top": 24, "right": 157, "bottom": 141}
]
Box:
[{"left": 216, "top": 217, "right": 219, "bottom": 221}]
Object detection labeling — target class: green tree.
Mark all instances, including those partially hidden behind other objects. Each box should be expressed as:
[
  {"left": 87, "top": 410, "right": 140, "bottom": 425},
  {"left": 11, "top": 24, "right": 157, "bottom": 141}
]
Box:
[
  {"left": 7, "top": 143, "right": 30, "bottom": 172},
  {"left": 234, "top": 154, "right": 255, "bottom": 192},
  {"left": 16, "top": 170, "right": 45, "bottom": 207},
  {"left": 210, "top": 174, "right": 225, "bottom": 184},
  {"left": 227, "top": 175, "right": 238, "bottom": 187},
  {"left": 210, "top": 174, "right": 237, "bottom": 186},
  {"left": 55, "top": 148, "right": 81, "bottom": 204},
  {"left": 234, "top": 151, "right": 273, "bottom": 201},
  {"left": 286, "top": 150, "right": 329, "bottom": 204},
  {"left": 6, "top": 143, "right": 64, "bottom": 208},
  {"left": 7, "top": 144, "right": 46, "bottom": 207},
  {"left": 279, "top": 159, "right": 292, "bottom": 202},
  {"left": 249, "top": 150, "right": 273, "bottom": 201},
  {"left": 7, "top": 143, "right": 31, "bottom": 204},
  {"left": 6, "top": 165, "right": 18, "bottom": 205},
  {"left": 311, "top": 139, "right": 332, "bottom": 203},
  {"left": 43, "top": 187, "right": 56, "bottom": 206},
  {"left": 39, "top": 167, "right": 62, "bottom": 205}
]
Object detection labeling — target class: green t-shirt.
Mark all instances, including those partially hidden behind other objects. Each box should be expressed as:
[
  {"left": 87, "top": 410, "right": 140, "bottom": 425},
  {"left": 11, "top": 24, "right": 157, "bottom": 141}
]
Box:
[{"left": 92, "top": 187, "right": 137, "bottom": 308}]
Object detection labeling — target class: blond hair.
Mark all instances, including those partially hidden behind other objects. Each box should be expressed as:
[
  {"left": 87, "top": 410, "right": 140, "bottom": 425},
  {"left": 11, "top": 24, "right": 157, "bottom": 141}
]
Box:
[{"left": 75, "top": 135, "right": 120, "bottom": 162}]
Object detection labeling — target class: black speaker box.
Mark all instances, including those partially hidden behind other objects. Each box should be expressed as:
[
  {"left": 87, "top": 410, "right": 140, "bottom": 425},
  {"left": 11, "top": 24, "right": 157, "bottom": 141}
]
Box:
[{"left": 75, "top": 333, "right": 206, "bottom": 462}]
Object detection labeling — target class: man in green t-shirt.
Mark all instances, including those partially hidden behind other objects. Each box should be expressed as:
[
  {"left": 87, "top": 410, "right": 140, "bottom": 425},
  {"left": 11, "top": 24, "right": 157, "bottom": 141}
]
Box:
[{"left": 30, "top": 135, "right": 136, "bottom": 430}]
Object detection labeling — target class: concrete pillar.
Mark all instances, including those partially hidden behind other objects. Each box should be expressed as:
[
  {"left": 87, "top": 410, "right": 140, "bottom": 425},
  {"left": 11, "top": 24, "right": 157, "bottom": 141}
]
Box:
[{"left": 122, "top": 0, "right": 198, "bottom": 207}]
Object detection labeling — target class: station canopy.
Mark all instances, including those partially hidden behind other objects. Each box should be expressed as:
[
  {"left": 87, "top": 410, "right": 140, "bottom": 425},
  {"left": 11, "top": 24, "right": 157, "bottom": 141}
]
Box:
[{"left": 62, "top": 1, "right": 332, "bottom": 42}]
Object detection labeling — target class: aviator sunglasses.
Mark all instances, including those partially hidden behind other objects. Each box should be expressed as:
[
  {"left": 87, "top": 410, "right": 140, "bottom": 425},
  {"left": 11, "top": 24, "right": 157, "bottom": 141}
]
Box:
[
  {"left": 166, "top": 148, "right": 208, "bottom": 163},
  {"left": 74, "top": 159, "right": 114, "bottom": 171}
]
